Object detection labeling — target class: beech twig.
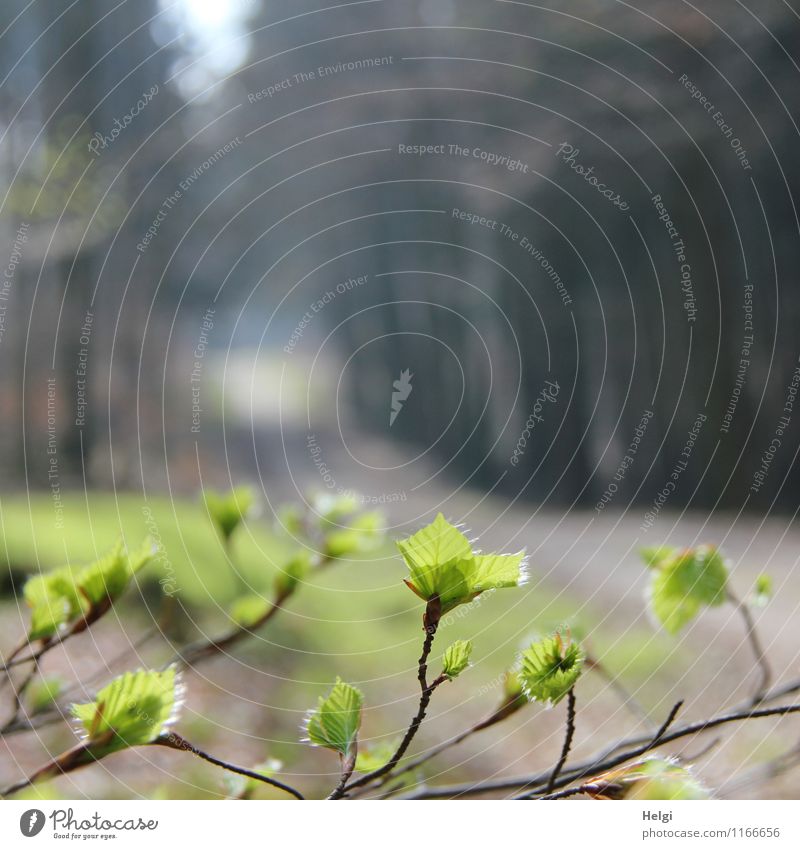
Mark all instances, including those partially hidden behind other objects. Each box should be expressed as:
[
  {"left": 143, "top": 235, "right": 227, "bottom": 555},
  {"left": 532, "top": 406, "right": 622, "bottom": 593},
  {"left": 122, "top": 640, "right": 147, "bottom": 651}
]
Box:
[
  {"left": 156, "top": 733, "right": 305, "bottom": 799},
  {"left": 346, "top": 597, "right": 443, "bottom": 792},
  {"left": 546, "top": 688, "right": 577, "bottom": 793},
  {"left": 727, "top": 587, "right": 771, "bottom": 703},
  {"left": 403, "top": 700, "right": 800, "bottom": 799}
]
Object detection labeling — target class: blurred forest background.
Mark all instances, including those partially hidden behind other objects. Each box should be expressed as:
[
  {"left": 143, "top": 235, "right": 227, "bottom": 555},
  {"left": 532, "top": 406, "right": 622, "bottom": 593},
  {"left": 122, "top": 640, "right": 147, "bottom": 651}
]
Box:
[
  {"left": 1, "top": 0, "right": 799, "bottom": 508},
  {"left": 2, "top": 0, "right": 800, "bottom": 799}
]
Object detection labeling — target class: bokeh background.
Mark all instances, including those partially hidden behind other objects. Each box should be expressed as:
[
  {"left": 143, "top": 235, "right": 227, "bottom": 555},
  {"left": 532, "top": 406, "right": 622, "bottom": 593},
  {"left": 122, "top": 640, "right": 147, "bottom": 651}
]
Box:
[{"left": 1, "top": 0, "right": 799, "bottom": 799}]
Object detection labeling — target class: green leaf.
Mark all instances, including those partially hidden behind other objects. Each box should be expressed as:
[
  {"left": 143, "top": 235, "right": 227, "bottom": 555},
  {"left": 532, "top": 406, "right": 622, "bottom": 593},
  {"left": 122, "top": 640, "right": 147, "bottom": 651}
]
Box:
[
  {"left": 324, "top": 510, "right": 386, "bottom": 558},
  {"left": 354, "top": 739, "right": 399, "bottom": 773},
  {"left": 24, "top": 567, "right": 83, "bottom": 640},
  {"left": 752, "top": 574, "right": 773, "bottom": 608},
  {"left": 23, "top": 541, "right": 153, "bottom": 640},
  {"left": 397, "top": 514, "right": 526, "bottom": 613},
  {"left": 470, "top": 553, "right": 526, "bottom": 592},
  {"left": 229, "top": 595, "right": 271, "bottom": 628},
  {"left": 646, "top": 546, "right": 729, "bottom": 634},
  {"left": 323, "top": 529, "right": 362, "bottom": 558},
  {"left": 71, "top": 668, "right": 179, "bottom": 756},
  {"left": 273, "top": 552, "right": 310, "bottom": 596},
  {"left": 442, "top": 640, "right": 473, "bottom": 679},
  {"left": 519, "top": 632, "right": 583, "bottom": 706},
  {"left": 649, "top": 584, "right": 701, "bottom": 635},
  {"left": 276, "top": 504, "right": 304, "bottom": 536},
  {"left": 76, "top": 539, "right": 154, "bottom": 608},
  {"left": 588, "top": 757, "right": 710, "bottom": 800},
  {"left": 397, "top": 513, "right": 472, "bottom": 583},
  {"left": 204, "top": 487, "right": 255, "bottom": 542},
  {"left": 304, "top": 678, "right": 363, "bottom": 757},
  {"left": 502, "top": 667, "right": 525, "bottom": 703},
  {"left": 313, "top": 492, "right": 359, "bottom": 523}
]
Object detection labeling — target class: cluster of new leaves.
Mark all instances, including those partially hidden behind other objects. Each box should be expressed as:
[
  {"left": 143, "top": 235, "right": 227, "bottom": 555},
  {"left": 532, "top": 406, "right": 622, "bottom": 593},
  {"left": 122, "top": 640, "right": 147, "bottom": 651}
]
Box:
[
  {"left": 24, "top": 540, "right": 154, "bottom": 640},
  {"left": 642, "top": 545, "right": 729, "bottom": 634},
  {"left": 72, "top": 668, "right": 179, "bottom": 758},
  {"left": 519, "top": 631, "right": 584, "bottom": 706},
  {"left": 204, "top": 487, "right": 255, "bottom": 544},
  {"left": 397, "top": 513, "right": 526, "bottom": 613},
  {"left": 585, "top": 757, "right": 709, "bottom": 801},
  {"left": 3, "top": 503, "right": 785, "bottom": 802},
  {"left": 224, "top": 491, "right": 385, "bottom": 629},
  {"left": 304, "top": 678, "right": 364, "bottom": 758},
  {"left": 282, "top": 492, "right": 385, "bottom": 560}
]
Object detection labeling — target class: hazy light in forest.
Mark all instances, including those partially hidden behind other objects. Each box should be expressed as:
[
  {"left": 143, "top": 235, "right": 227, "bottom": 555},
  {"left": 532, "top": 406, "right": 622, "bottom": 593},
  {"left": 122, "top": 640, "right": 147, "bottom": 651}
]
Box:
[{"left": 162, "top": 0, "right": 255, "bottom": 97}]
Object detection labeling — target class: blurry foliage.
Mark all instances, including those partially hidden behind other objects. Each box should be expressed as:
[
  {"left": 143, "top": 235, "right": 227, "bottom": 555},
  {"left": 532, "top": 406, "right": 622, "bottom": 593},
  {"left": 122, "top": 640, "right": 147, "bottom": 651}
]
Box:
[{"left": 5, "top": 117, "right": 125, "bottom": 231}]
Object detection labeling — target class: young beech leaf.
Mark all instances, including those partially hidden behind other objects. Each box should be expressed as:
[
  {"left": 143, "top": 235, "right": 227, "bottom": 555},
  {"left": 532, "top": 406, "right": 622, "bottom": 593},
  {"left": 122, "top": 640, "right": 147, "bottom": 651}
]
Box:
[
  {"left": 751, "top": 573, "right": 773, "bottom": 608},
  {"left": 76, "top": 539, "right": 154, "bottom": 609},
  {"left": 491, "top": 667, "right": 528, "bottom": 719},
  {"left": 503, "top": 667, "right": 525, "bottom": 702},
  {"left": 273, "top": 552, "right": 310, "bottom": 597},
  {"left": 585, "top": 757, "right": 710, "bottom": 800},
  {"left": 354, "top": 739, "right": 400, "bottom": 773},
  {"left": 470, "top": 553, "right": 526, "bottom": 593},
  {"left": 313, "top": 492, "right": 359, "bottom": 523},
  {"left": 397, "top": 514, "right": 526, "bottom": 613},
  {"left": 645, "top": 545, "right": 728, "bottom": 634},
  {"left": 229, "top": 595, "right": 271, "bottom": 628},
  {"left": 24, "top": 567, "right": 83, "bottom": 640},
  {"left": 22, "top": 540, "right": 153, "bottom": 641},
  {"left": 442, "top": 640, "right": 473, "bottom": 679},
  {"left": 304, "top": 678, "right": 363, "bottom": 757},
  {"left": 519, "top": 632, "right": 584, "bottom": 706},
  {"left": 71, "top": 668, "right": 180, "bottom": 756},
  {"left": 323, "top": 511, "right": 386, "bottom": 558},
  {"left": 204, "top": 486, "right": 255, "bottom": 542}
]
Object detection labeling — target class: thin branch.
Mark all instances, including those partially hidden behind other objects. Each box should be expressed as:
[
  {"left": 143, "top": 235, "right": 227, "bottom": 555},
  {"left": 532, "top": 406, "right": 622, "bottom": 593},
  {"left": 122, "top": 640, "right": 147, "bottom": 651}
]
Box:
[
  {"left": 350, "top": 688, "right": 526, "bottom": 797},
  {"left": 169, "top": 589, "right": 291, "bottom": 670},
  {"left": 169, "top": 551, "right": 336, "bottom": 670},
  {"left": 537, "top": 783, "right": 592, "bottom": 800},
  {"left": 546, "top": 688, "right": 577, "bottom": 793},
  {"left": 402, "top": 700, "right": 800, "bottom": 799},
  {"left": 346, "top": 597, "right": 442, "bottom": 792},
  {"left": 727, "top": 587, "right": 772, "bottom": 703},
  {"left": 0, "top": 741, "right": 93, "bottom": 797},
  {"left": 585, "top": 654, "right": 654, "bottom": 728},
  {"left": 328, "top": 750, "right": 357, "bottom": 800},
  {"left": 156, "top": 733, "right": 304, "bottom": 799},
  {"left": 0, "top": 641, "right": 33, "bottom": 680}
]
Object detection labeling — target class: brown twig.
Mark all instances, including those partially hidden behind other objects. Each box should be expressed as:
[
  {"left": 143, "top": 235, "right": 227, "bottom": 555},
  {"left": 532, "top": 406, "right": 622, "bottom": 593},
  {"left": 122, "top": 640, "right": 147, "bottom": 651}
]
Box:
[
  {"left": 328, "top": 750, "right": 357, "bottom": 800},
  {"left": 345, "top": 597, "right": 443, "bottom": 792},
  {"left": 727, "top": 587, "right": 772, "bottom": 703},
  {"left": 545, "top": 688, "right": 577, "bottom": 793},
  {"left": 155, "top": 732, "right": 304, "bottom": 799},
  {"left": 403, "top": 700, "right": 800, "bottom": 799},
  {"left": 169, "top": 589, "right": 291, "bottom": 670},
  {"left": 585, "top": 654, "right": 654, "bottom": 728},
  {"left": 0, "top": 741, "right": 94, "bottom": 797}
]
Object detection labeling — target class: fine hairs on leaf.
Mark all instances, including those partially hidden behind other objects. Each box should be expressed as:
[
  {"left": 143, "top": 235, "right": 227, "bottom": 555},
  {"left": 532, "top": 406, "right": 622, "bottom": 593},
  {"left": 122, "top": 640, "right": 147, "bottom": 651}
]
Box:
[{"left": 304, "top": 678, "right": 364, "bottom": 757}]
